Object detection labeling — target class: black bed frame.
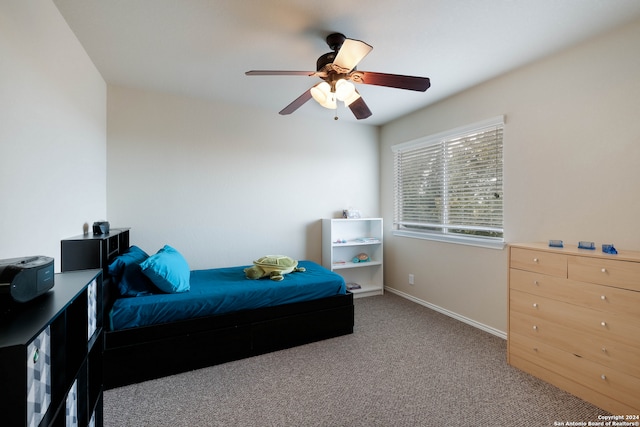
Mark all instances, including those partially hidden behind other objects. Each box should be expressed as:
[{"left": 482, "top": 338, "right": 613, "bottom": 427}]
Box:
[
  {"left": 69, "top": 229, "right": 354, "bottom": 389},
  {"left": 102, "top": 288, "right": 354, "bottom": 389}
]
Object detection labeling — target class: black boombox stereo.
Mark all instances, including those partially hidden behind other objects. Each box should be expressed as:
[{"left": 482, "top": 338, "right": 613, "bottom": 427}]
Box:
[{"left": 0, "top": 256, "right": 54, "bottom": 303}]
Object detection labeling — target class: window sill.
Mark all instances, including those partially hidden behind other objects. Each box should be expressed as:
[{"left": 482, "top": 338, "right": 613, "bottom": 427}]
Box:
[{"left": 392, "top": 230, "right": 506, "bottom": 250}]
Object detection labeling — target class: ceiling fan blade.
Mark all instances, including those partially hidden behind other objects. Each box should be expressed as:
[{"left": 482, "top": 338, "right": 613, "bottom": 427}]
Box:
[
  {"left": 350, "top": 71, "right": 430, "bottom": 92},
  {"left": 279, "top": 89, "right": 313, "bottom": 115},
  {"left": 246, "top": 70, "right": 318, "bottom": 76},
  {"left": 347, "top": 93, "right": 372, "bottom": 120},
  {"left": 332, "top": 39, "right": 373, "bottom": 73}
]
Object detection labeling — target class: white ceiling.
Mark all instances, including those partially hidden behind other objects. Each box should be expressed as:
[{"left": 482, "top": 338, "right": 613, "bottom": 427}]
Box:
[{"left": 53, "top": 0, "right": 640, "bottom": 126}]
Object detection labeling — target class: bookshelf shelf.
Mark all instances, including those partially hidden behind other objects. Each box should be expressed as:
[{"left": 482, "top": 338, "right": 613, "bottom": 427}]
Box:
[{"left": 322, "top": 218, "right": 383, "bottom": 298}]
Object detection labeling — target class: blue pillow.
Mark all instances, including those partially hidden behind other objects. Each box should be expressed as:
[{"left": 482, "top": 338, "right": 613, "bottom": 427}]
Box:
[
  {"left": 118, "top": 262, "right": 158, "bottom": 297},
  {"left": 139, "top": 245, "right": 190, "bottom": 293},
  {"left": 108, "top": 245, "right": 149, "bottom": 281}
]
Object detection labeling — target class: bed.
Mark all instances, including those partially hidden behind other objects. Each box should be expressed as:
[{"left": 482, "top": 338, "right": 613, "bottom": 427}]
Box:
[{"left": 100, "top": 244, "right": 354, "bottom": 389}]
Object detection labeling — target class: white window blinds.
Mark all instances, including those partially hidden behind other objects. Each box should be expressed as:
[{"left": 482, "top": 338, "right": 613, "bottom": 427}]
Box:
[{"left": 392, "top": 117, "right": 504, "bottom": 244}]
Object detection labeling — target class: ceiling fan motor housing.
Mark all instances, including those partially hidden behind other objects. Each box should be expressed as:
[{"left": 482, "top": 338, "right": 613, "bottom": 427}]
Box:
[
  {"left": 326, "top": 32, "right": 346, "bottom": 51},
  {"left": 316, "top": 52, "right": 336, "bottom": 71},
  {"left": 317, "top": 32, "right": 348, "bottom": 71}
]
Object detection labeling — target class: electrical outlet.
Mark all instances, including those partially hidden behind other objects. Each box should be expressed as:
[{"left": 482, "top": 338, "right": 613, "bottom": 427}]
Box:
[{"left": 408, "top": 274, "right": 415, "bottom": 285}]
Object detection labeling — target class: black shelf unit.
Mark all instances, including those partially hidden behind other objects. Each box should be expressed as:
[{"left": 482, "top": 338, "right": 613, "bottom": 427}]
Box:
[
  {"left": 0, "top": 269, "right": 103, "bottom": 427},
  {"left": 61, "top": 228, "right": 130, "bottom": 279}
]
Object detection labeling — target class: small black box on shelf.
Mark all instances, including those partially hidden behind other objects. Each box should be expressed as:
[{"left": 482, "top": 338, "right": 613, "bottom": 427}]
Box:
[{"left": 92, "top": 221, "right": 110, "bottom": 235}]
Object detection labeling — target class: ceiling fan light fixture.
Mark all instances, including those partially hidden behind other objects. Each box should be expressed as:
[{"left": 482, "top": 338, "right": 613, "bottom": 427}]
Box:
[
  {"left": 310, "top": 82, "right": 337, "bottom": 109},
  {"left": 335, "top": 79, "right": 356, "bottom": 102}
]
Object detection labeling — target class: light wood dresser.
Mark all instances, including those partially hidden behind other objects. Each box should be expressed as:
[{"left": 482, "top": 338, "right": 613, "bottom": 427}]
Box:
[{"left": 508, "top": 243, "right": 640, "bottom": 414}]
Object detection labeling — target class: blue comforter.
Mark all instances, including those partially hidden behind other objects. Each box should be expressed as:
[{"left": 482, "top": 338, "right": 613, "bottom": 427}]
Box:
[{"left": 109, "top": 260, "right": 346, "bottom": 331}]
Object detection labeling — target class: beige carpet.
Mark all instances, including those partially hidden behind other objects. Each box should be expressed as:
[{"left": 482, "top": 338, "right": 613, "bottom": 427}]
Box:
[{"left": 104, "top": 293, "right": 608, "bottom": 426}]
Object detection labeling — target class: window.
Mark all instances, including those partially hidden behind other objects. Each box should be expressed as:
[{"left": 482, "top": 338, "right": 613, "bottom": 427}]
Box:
[{"left": 392, "top": 116, "right": 504, "bottom": 249}]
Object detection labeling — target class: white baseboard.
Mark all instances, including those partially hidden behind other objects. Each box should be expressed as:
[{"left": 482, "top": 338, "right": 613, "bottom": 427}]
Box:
[{"left": 384, "top": 287, "right": 507, "bottom": 340}]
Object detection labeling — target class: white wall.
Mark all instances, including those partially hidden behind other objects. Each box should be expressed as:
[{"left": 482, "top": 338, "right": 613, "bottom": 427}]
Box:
[
  {"left": 0, "top": 0, "right": 107, "bottom": 269},
  {"left": 380, "top": 18, "right": 640, "bottom": 334},
  {"left": 107, "top": 85, "right": 379, "bottom": 269}
]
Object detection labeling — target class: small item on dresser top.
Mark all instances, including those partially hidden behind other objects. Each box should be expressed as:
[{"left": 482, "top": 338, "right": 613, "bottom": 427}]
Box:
[
  {"left": 602, "top": 244, "right": 618, "bottom": 254},
  {"left": 578, "top": 241, "right": 596, "bottom": 250},
  {"left": 548, "top": 240, "right": 563, "bottom": 248}
]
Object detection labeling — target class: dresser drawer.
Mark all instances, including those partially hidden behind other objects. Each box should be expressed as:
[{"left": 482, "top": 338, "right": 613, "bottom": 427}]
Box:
[
  {"left": 510, "top": 289, "right": 640, "bottom": 345},
  {"left": 509, "top": 268, "right": 566, "bottom": 297},
  {"left": 510, "top": 268, "right": 640, "bottom": 319},
  {"left": 510, "top": 310, "right": 640, "bottom": 379},
  {"left": 510, "top": 247, "right": 567, "bottom": 277},
  {"left": 510, "top": 332, "right": 640, "bottom": 410},
  {"left": 568, "top": 256, "right": 640, "bottom": 292}
]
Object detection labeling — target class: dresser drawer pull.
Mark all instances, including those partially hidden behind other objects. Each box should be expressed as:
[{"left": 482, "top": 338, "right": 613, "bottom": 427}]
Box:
[
  {"left": 533, "top": 325, "right": 538, "bottom": 331},
  {"left": 601, "top": 374, "right": 607, "bottom": 381},
  {"left": 533, "top": 280, "right": 539, "bottom": 286},
  {"left": 601, "top": 321, "right": 607, "bottom": 327},
  {"left": 601, "top": 268, "right": 607, "bottom": 273},
  {"left": 532, "top": 303, "right": 538, "bottom": 308},
  {"left": 601, "top": 347, "right": 607, "bottom": 353},
  {"left": 533, "top": 258, "right": 539, "bottom": 263},
  {"left": 600, "top": 295, "right": 606, "bottom": 301}
]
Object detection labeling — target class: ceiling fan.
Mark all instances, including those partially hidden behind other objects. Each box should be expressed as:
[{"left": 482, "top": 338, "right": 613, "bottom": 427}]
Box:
[{"left": 245, "top": 33, "right": 431, "bottom": 120}]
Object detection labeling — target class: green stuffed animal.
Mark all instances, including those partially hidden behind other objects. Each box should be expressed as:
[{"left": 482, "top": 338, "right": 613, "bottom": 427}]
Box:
[{"left": 244, "top": 255, "right": 306, "bottom": 281}]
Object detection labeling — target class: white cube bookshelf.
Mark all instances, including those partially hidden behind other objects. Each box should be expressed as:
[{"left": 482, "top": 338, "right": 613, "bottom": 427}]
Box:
[{"left": 322, "top": 218, "right": 383, "bottom": 298}]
